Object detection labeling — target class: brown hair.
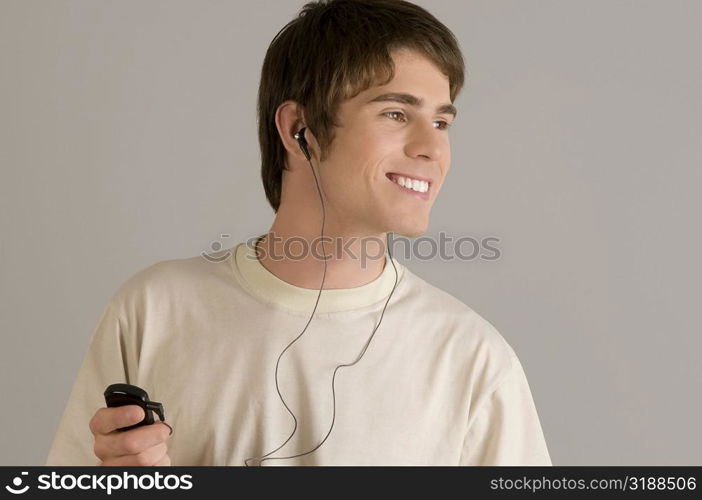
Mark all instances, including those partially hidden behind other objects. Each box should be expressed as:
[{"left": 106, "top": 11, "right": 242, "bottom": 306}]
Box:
[{"left": 257, "top": 0, "right": 466, "bottom": 213}]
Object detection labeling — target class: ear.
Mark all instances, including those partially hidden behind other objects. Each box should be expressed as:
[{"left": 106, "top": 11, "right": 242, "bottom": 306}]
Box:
[{"left": 275, "top": 101, "right": 314, "bottom": 165}]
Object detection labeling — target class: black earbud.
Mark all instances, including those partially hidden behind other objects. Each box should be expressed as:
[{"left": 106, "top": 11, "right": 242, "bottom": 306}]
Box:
[{"left": 294, "top": 127, "right": 312, "bottom": 161}]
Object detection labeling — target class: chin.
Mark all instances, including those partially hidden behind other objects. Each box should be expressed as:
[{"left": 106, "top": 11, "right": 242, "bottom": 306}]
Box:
[
  {"left": 404, "top": 228, "right": 428, "bottom": 238},
  {"left": 390, "top": 221, "right": 429, "bottom": 239},
  {"left": 378, "top": 208, "right": 430, "bottom": 239}
]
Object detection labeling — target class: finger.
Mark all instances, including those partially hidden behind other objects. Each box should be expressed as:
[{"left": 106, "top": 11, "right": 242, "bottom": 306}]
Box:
[
  {"left": 90, "top": 405, "right": 145, "bottom": 436},
  {"left": 101, "top": 442, "right": 168, "bottom": 467},
  {"left": 95, "top": 421, "right": 171, "bottom": 459},
  {"left": 153, "top": 454, "right": 172, "bottom": 466}
]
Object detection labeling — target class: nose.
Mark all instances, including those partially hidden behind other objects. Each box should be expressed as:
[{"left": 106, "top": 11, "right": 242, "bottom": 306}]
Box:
[{"left": 404, "top": 120, "right": 445, "bottom": 161}]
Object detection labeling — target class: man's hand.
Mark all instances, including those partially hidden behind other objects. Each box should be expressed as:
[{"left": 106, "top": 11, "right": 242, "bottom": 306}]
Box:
[{"left": 89, "top": 405, "right": 172, "bottom": 466}]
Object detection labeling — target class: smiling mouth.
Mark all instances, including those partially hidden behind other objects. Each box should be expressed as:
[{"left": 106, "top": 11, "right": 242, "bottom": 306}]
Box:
[{"left": 385, "top": 173, "right": 431, "bottom": 200}]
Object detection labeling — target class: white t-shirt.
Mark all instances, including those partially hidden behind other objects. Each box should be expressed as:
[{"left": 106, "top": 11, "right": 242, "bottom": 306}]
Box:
[{"left": 45, "top": 237, "right": 552, "bottom": 466}]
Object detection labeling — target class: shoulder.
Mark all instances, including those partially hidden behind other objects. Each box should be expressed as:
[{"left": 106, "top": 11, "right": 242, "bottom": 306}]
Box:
[
  {"left": 401, "top": 267, "right": 517, "bottom": 372},
  {"left": 402, "top": 270, "right": 535, "bottom": 416},
  {"left": 106, "top": 246, "right": 235, "bottom": 315}
]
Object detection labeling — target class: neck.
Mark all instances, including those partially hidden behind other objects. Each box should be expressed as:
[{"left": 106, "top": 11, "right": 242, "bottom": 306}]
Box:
[{"left": 256, "top": 216, "right": 389, "bottom": 290}]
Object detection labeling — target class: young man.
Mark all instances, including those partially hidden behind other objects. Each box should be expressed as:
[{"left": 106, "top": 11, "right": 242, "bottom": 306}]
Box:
[{"left": 46, "top": 0, "right": 552, "bottom": 466}]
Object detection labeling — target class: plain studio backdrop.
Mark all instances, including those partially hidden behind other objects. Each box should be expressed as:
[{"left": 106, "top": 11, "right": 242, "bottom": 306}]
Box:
[{"left": 1, "top": 0, "right": 700, "bottom": 466}]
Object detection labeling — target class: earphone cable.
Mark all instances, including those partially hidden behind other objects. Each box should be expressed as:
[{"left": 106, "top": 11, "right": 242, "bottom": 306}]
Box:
[{"left": 244, "top": 137, "right": 398, "bottom": 466}]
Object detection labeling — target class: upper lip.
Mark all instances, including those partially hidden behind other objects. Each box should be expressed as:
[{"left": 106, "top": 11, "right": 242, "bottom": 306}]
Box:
[{"left": 386, "top": 172, "right": 434, "bottom": 186}]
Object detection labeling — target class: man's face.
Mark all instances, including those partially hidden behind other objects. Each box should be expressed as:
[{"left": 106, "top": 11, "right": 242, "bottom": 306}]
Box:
[{"left": 318, "top": 48, "right": 454, "bottom": 239}]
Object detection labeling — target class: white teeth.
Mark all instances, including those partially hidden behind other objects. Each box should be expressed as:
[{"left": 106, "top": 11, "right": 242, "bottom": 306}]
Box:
[{"left": 389, "top": 174, "right": 429, "bottom": 193}]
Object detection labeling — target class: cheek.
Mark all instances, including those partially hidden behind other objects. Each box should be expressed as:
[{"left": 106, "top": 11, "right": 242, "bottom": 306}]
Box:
[{"left": 342, "top": 134, "right": 395, "bottom": 181}]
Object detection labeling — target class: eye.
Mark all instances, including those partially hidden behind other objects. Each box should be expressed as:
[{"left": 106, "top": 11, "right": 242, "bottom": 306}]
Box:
[
  {"left": 434, "top": 120, "right": 451, "bottom": 131},
  {"left": 384, "top": 111, "right": 407, "bottom": 123},
  {"left": 383, "top": 111, "right": 452, "bottom": 131}
]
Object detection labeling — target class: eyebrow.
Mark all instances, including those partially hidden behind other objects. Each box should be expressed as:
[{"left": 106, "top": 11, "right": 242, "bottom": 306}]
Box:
[{"left": 367, "top": 92, "right": 458, "bottom": 118}]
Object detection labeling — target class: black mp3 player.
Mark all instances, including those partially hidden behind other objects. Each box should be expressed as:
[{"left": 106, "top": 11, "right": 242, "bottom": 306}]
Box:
[{"left": 104, "top": 383, "right": 167, "bottom": 432}]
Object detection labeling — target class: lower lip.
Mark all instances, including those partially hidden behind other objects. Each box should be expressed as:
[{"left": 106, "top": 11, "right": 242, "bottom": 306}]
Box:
[{"left": 386, "top": 176, "right": 430, "bottom": 201}]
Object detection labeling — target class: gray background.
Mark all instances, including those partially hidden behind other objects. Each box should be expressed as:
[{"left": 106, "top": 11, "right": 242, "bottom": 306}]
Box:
[{"left": 1, "top": 0, "right": 700, "bottom": 465}]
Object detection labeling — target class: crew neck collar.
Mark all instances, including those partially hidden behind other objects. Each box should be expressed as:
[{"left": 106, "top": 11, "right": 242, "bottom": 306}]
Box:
[{"left": 230, "top": 235, "right": 405, "bottom": 314}]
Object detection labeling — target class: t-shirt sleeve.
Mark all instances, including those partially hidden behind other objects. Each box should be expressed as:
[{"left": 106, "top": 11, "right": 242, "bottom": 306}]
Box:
[
  {"left": 459, "top": 353, "right": 552, "bottom": 466},
  {"left": 45, "top": 302, "right": 135, "bottom": 466}
]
